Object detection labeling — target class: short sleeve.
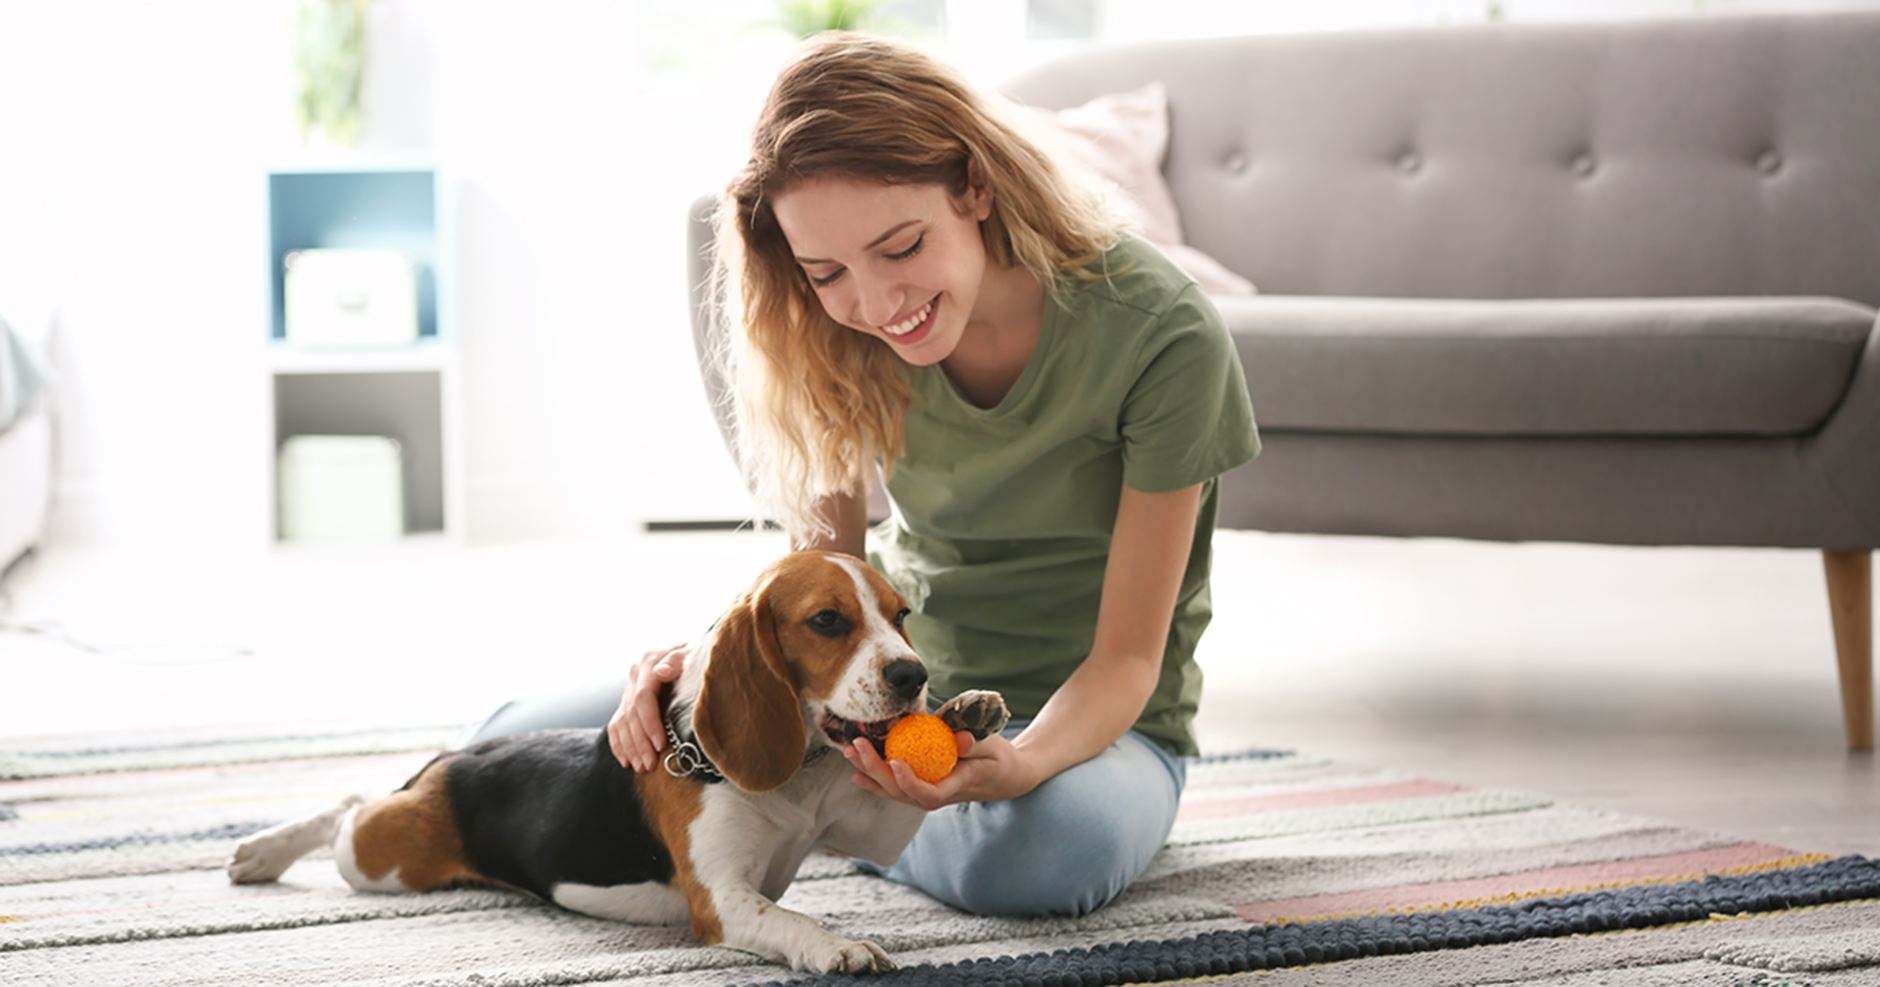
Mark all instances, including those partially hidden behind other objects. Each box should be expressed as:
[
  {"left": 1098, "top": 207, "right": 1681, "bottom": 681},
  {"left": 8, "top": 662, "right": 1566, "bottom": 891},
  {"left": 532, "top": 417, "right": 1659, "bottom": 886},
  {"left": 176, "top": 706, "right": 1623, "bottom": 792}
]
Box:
[{"left": 1119, "top": 284, "right": 1261, "bottom": 493}]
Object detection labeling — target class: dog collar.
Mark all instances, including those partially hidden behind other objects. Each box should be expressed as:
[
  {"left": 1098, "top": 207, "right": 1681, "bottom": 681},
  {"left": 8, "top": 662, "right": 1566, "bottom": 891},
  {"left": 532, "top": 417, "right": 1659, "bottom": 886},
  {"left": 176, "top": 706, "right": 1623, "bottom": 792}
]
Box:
[
  {"left": 663, "top": 716, "right": 727, "bottom": 785},
  {"left": 660, "top": 715, "right": 834, "bottom": 785}
]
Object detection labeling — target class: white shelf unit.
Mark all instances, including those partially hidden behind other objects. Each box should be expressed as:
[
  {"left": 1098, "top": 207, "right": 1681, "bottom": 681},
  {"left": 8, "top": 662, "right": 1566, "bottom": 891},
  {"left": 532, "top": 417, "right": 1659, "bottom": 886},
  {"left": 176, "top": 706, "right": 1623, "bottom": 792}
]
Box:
[{"left": 265, "top": 163, "right": 462, "bottom": 543}]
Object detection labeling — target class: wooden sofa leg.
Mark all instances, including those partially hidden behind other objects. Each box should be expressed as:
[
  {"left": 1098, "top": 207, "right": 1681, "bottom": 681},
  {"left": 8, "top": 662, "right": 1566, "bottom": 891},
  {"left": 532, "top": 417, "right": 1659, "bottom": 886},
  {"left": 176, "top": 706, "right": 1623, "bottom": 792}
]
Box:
[{"left": 1823, "top": 550, "right": 1874, "bottom": 751}]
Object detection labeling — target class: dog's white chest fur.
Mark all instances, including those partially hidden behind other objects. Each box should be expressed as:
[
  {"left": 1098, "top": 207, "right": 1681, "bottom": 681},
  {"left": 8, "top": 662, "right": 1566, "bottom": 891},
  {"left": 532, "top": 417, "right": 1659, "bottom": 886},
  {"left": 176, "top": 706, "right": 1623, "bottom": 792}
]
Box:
[{"left": 687, "top": 755, "right": 925, "bottom": 904}]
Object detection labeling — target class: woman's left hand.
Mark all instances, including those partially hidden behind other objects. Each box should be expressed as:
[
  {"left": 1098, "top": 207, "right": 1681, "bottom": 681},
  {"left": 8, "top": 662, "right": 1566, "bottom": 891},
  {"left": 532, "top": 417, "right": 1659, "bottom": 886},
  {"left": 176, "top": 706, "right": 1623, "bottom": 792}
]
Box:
[{"left": 843, "top": 730, "right": 1040, "bottom": 809}]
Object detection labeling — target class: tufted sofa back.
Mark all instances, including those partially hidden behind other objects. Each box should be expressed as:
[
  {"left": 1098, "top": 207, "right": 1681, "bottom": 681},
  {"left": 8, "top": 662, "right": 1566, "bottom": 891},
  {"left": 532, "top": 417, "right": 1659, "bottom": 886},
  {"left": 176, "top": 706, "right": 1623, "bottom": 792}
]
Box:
[{"left": 999, "top": 13, "right": 1880, "bottom": 307}]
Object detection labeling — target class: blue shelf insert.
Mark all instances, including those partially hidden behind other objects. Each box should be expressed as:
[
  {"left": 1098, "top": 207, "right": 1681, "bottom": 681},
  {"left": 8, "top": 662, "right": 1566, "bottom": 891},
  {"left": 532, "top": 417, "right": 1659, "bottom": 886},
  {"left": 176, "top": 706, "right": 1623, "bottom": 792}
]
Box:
[{"left": 267, "top": 169, "right": 439, "bottom": 342}]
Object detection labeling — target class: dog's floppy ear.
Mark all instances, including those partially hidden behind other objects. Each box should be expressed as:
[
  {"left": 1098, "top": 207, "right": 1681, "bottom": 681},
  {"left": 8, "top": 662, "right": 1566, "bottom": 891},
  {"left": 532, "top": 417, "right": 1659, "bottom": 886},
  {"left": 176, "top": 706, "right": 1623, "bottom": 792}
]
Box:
[{"left": 693, "top": 582, "right": 807, "bottom": 793}]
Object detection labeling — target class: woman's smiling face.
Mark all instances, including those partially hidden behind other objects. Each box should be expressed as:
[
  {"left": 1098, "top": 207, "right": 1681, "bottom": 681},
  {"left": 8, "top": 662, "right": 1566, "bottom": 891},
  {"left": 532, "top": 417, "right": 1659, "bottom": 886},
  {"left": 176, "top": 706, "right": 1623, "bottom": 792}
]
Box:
[{"left": 771, "top": 176, "right": 993, "bottom": 367}]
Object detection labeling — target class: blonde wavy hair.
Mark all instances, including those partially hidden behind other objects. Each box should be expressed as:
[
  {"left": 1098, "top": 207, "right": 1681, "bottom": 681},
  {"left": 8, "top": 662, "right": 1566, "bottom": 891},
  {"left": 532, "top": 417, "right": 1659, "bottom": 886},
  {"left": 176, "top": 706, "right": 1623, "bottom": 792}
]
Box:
[{"left": 712, "top": 32, "right": 1121, "bottom": 544}]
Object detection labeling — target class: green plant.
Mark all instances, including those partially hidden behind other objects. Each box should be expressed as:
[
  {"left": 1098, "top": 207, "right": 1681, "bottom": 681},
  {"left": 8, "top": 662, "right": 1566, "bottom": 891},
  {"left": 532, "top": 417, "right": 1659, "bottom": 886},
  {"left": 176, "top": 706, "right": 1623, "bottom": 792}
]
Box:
[
  {"left": 294, "top": 0, "right": 369, "bottom": 147},
  {"left": 774, "top": 0, "right": 885, "bottom": 39}
]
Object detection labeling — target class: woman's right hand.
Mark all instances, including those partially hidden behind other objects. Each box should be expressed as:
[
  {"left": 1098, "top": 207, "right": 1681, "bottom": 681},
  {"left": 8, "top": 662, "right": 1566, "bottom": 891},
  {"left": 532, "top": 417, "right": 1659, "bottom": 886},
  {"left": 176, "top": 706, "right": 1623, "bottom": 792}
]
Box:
[{"left": 607, "top": 644, "right": 690, "bottom": 772}]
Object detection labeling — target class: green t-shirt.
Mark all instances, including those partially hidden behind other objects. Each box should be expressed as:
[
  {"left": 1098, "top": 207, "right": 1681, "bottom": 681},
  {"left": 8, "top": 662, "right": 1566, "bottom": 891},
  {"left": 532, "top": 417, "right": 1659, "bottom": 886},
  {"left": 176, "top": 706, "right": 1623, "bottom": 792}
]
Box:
[{"left": 868, "top": 235, "right": 1260, "bottom": 755}]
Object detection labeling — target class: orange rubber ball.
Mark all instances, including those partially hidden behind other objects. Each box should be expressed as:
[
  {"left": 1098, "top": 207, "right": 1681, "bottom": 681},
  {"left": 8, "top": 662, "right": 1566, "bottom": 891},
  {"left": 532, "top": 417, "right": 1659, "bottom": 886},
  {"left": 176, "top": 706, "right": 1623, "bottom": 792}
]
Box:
[{"left": 883, "top": 713, "right": 958, "bottom": 783}]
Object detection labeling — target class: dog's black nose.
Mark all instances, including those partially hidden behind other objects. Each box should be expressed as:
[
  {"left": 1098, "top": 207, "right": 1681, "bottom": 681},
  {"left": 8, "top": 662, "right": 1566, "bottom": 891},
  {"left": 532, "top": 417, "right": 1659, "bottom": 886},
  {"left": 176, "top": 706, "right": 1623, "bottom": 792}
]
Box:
[{"left": 883, "top": 659, "right": 928, "bottom": 700}]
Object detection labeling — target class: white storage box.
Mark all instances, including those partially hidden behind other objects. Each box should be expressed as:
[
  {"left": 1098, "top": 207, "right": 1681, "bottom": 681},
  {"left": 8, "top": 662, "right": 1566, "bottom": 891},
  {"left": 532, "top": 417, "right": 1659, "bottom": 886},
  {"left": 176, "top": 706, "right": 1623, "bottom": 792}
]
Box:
[
  {"left": 284, "top": 249, "right": 419, "bottom": 347},
  {"left": 278, "top": 435, "right": 405, "bottom": 542}
]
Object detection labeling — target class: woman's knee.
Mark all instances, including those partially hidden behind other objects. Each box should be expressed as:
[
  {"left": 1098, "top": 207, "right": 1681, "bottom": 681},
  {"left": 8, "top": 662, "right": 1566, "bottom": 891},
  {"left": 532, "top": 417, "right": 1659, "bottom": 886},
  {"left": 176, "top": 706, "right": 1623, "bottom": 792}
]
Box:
[
  {"left": 451, "top": 677, "right": 625, "bottom": 748},
  {"left": 929, "top": 736, "right": 1184, "bottom": 917},
  {"left": 940, "top": 811, "right": 1146, "bottom": 916}
]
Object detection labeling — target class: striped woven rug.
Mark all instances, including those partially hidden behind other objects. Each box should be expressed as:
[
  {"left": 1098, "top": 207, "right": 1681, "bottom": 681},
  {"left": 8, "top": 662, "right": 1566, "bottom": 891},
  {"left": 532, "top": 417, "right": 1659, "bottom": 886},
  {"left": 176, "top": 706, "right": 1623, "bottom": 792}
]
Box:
[{"left": 2, "top": 730, "right": 1876, "bottom": 986}]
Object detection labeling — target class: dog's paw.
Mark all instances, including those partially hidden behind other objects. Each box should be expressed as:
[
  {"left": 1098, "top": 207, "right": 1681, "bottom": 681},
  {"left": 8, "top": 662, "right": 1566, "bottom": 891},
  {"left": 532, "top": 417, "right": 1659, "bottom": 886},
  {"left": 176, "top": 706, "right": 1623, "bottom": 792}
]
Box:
[
  {"left": 802, "top": 936, "right": 895, "bottom": 974},
  {"left": 937, "top": 690, "right": 1009, "bottom": 741},
  {"left": 227, "top": 833, "right": 295, "bottom": 884}
]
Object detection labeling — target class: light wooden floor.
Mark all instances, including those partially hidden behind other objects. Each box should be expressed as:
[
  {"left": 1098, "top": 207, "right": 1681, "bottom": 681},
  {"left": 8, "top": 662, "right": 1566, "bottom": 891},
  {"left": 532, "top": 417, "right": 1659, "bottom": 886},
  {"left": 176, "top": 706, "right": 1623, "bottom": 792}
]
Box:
[{"left": 2, "top": 529, "right": 1873, "bottom": 855}]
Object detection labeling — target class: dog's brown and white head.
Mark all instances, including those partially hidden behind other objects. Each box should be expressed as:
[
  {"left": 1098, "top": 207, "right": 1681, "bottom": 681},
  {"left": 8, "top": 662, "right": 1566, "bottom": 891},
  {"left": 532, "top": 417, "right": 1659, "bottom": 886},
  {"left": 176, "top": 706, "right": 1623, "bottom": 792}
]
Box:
[{"left": 682, "top": 551, "right": 928, "bottom": 793}]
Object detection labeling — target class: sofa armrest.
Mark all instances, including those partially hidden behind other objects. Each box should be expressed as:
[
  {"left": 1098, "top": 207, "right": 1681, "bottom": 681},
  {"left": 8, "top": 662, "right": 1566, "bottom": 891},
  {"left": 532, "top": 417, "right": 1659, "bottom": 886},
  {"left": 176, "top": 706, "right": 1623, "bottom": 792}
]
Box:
[
  {"left": 685, "top": 193, "right": 744, "bottom": 479},
  {"left": 1818, "top": 311, "right": 1880, "bottom": 545}
]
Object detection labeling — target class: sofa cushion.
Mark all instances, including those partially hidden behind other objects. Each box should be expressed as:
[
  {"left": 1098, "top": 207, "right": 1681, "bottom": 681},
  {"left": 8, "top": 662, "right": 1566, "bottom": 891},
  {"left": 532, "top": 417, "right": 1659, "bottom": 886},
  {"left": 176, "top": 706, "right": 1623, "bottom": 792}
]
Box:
[{"left": 1219, "top": 295, "right": 1874, "bottom": 436}]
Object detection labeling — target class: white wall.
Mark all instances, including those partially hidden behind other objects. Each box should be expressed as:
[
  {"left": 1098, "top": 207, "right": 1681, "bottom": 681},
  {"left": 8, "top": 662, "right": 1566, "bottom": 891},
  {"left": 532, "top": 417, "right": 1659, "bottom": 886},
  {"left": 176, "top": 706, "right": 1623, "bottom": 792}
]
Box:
[
  {"left": 4, "top": 0, "right": 1876, "bottom": 550},
  {"left": 0, "top": 0, "right": 777, "bottom": 549},
  {"left": 0, "top": 1, "right": 292, "bottom": 550},
  {"left": 426, "top": 0, "right": 794, "bottom": 540}
]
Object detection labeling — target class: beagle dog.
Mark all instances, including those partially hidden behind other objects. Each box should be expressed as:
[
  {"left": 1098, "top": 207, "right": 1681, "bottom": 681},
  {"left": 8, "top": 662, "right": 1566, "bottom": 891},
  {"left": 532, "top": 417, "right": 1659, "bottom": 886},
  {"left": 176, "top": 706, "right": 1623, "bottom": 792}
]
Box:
[{"left": 227, "top": 551, "right": 1008, "bottom": 974}]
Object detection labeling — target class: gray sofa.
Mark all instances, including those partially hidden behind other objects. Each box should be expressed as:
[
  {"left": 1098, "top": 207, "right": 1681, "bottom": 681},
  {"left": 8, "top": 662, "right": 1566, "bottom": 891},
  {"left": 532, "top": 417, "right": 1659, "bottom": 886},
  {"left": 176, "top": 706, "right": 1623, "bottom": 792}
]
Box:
[{"left": 687, "top": 13, "right": 1879, "bottom": 749}]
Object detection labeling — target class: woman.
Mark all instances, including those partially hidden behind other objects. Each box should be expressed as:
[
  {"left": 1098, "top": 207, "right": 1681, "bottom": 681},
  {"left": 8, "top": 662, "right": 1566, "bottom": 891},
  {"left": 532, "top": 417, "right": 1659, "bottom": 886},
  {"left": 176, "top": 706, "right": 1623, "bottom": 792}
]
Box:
[{"left": 479, "top": 32, "right": 1258, "bottom": 918}]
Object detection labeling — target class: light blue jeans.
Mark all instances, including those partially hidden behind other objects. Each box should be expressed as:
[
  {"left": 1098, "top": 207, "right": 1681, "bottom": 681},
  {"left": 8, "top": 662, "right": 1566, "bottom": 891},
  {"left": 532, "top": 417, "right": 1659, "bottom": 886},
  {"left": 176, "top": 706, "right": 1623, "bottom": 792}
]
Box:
[
  {"left": 857, "top": 719, "right": 1187, "bottom": 918},
  {"left": 457, "top": 692, "right": 1186, "bottom": 919}
]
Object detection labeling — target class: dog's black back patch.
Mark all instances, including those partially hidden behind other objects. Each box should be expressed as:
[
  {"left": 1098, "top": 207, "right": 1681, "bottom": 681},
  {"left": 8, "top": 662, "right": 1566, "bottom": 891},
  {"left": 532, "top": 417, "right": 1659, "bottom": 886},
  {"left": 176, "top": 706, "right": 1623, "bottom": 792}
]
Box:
[{"left": 444, "top": 730, "right": 675, "bottom": 899}]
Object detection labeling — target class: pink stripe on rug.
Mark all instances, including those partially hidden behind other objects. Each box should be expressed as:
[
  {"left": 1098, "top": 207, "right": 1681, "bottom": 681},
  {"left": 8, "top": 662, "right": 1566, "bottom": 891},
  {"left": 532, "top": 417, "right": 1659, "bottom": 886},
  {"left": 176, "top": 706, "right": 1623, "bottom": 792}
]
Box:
[
  {"left": 1175, "top": 779, "right": 1467, "bottom": 822},
  {"left": 1234, "top": 841, "right": 1803, "bottom": 923}
]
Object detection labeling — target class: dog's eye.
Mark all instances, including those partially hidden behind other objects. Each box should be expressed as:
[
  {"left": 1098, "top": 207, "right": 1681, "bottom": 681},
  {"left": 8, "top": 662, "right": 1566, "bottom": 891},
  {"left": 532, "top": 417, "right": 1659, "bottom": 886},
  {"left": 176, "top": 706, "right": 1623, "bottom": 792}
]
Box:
[
  {"left": 894, "top": 608, "right": 910, "bottom": 631},
  {"left": 806, "top": 609, "right": 851, "bottom": 638}
]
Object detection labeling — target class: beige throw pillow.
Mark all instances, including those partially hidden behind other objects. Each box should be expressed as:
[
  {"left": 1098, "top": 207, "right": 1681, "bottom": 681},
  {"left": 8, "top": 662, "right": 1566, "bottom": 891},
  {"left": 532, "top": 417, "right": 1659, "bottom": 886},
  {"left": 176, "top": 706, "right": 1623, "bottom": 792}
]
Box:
[{"left": 1013, "top": 81, "right": 1257, "bottom": 295}]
